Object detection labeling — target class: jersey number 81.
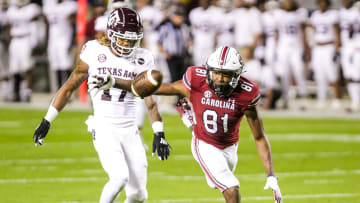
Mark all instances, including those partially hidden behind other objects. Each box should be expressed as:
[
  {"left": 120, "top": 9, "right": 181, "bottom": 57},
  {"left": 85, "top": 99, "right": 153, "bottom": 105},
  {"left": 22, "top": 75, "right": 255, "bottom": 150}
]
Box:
[{"left": 203, "top": 109, "right": 229, "bottom": 134}]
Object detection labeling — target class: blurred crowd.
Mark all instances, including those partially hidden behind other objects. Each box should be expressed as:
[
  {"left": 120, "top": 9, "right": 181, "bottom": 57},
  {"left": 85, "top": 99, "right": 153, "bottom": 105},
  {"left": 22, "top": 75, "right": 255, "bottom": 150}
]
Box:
[{"left": 1, "top": 0, "right": 360, "bottom": 112}]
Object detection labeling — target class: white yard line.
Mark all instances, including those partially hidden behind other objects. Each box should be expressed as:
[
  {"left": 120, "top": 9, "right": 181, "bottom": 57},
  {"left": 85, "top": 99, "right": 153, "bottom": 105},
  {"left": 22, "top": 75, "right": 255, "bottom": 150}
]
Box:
[
  {"left": 44, "top": 193, "right": 360, "bottom": 203},
  {"left": 304, "top": 179, "right": 344, "bottom": 184},
  {"left": 0, "top": 121, "right": 21, "bottom": 127},
  {"left": 269, "top": 134, "right": 360, "bottom": 142},
  {"left": 173, "top": 151, "right": 360, "bottom": 160},
  {"left": 2, "top": 150, "right": 359, "bottom": 166},
  {"left": 1, "top": 169, "right": 359, "bottom": 184},
  {"left": 0, "top": 177, "right": 106, "bottom": 184},
  {"left": 0, "top": 157, "right": 99, "bottom": 165},
  {"left": 153, "top": 193, "right": 360, "bottom": 202}
]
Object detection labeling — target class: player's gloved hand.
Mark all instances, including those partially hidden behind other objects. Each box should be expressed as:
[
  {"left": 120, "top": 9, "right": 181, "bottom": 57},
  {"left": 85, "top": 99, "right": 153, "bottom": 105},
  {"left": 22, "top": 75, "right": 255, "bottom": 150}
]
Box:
[
  {"left": 264, "top": 175, "right": 282, "bottom": 203},
  {"left": 33, "top": 118, "right": 51, "bottom": 147},
  {"left": 152, "top": 132, "right": 171, "bottom": 160},
  {"left": 175, "top": 98, "right": 195, "bottom": 129},
  {"left": 87, "top": 74, "right": 115, "bottom": 97}
]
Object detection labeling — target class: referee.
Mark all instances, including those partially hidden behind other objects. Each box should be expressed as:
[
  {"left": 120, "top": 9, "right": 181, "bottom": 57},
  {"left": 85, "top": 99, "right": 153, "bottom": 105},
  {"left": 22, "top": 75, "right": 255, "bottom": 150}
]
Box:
[{"left": 157, "top": 5, "right": 190, "bottom": 82}]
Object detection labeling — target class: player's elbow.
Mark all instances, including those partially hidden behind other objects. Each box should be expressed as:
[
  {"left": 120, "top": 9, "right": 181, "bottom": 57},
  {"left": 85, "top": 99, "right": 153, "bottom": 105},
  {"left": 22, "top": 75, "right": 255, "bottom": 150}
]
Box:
[{"left": 253, "top": 133, "right": 265, "bottom": 141}]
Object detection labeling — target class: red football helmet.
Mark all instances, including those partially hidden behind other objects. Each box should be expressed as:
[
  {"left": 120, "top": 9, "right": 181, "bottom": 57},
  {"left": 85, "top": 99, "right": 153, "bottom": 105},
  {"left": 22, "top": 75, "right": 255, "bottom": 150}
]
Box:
[{"left": 107, "top": 7, "right": 143, "bottom": 57}]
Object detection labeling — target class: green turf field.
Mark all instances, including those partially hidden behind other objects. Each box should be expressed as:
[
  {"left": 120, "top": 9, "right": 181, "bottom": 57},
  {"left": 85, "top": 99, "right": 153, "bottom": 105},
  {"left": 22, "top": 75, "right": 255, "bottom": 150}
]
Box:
[{"left": 0, "top": 107, "right": 359, "bottom": 203}]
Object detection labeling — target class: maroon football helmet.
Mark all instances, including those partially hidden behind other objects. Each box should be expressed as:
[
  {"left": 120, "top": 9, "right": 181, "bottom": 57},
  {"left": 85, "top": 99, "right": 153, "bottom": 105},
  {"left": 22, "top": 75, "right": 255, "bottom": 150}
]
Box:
[{"left": 107, "top": 7, "right": 143, "bottom": 56}]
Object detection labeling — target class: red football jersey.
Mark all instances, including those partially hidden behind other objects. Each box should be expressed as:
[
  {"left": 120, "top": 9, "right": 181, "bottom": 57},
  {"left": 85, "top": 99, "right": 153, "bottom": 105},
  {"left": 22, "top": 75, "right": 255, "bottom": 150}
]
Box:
[{"left": 182, "top": 66, "right": 260, "bottom": 149}]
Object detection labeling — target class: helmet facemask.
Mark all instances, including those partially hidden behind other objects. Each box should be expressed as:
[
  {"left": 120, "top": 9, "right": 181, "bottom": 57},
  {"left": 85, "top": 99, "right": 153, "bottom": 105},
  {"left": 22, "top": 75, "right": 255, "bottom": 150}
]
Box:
[
  {"left": 206, "top": 65, "right": 242, "bottom": 98},
  {"left": 107, "top": 30, "right": 143, "bottom": 57}
]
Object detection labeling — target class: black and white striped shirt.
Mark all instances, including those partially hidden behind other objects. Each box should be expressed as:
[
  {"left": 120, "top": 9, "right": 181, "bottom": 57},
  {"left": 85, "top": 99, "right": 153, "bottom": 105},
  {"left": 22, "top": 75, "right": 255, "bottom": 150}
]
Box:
[{"left": 158, "top": 20, "right": 190, "bottom": 57}]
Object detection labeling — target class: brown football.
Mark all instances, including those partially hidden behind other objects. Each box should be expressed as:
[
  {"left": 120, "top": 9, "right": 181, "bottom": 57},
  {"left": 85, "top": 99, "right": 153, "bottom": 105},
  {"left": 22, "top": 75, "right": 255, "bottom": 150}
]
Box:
[{"left": 131, "top": 69, "right": 163, "bottom": 98}]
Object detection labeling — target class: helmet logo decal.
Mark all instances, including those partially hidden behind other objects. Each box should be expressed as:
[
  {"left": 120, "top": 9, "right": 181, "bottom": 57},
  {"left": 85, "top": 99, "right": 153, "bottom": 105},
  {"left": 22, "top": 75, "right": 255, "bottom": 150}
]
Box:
[
  {"left": 108, "top": 10, "right": 122, "bottom": 28},
  {"left": 219, "top": 46, "right": 229, "bottom": 67}
]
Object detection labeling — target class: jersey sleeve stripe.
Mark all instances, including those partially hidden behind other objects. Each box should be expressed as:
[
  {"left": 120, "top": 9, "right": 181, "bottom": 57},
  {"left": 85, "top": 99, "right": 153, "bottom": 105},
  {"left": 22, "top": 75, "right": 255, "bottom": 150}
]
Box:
[
  {"left": 249, "top": 94, "right": 261, "bottom": 106},
  {"left": 182, "top": 73, "right": 191, "bottom": 90}
]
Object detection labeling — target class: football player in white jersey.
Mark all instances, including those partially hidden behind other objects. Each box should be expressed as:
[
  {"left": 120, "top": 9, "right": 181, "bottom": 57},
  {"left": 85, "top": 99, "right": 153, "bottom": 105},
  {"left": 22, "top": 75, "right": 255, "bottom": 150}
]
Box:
[
  {"left": 95, "top": 0, "right": 151, "bottom": 150},
  {"left": 340, "top": 0, "right": 359, "bottom": 112},
  {"left": 43, "top": 0, "right": 77, "bottom": 90},
  {"left": 189, "top": 0, "right": 221, "bottom": 66},
  {"left": 216, "top": 0, "right": 234, "bottom": 47},
  {"left": 6, "top": 0, "right": 41, "bottom": 102},
  {"left": 309, "top": 0, "right": 341, "bottom": 109},
  {"left": 231, "top": 0, "right": 262, "bottom": 53},
  {"left": 33, "top": 8, "right": 171, "bottom": 203},
  {"left": 274, "top": 0, "right": 309, "bottom": 109},
  {"left": 0, "top": 0, "right": 11, "bottom": 102},
  {"left": 349, "top": 1, "right": 360, "bottom": 112},
  {"left": 261, "top": 0, "right": 278, "bottom": 68}
]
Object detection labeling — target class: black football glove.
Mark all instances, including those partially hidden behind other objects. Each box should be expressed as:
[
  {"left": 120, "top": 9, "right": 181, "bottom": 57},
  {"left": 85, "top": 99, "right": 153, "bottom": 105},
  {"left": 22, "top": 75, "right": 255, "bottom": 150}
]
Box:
[
  {"left": 152, "top": 132, "right": 171, "bottom": 160},
  {"left": 33, "top": 118, "right": 50, "bottom": 147}
]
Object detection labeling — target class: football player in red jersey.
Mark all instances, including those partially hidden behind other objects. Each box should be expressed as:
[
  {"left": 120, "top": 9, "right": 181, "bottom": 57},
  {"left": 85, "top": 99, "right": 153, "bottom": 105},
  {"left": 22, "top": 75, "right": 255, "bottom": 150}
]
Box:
[{"left": 90, "top": 46, "right": 282, "bottom": 203}]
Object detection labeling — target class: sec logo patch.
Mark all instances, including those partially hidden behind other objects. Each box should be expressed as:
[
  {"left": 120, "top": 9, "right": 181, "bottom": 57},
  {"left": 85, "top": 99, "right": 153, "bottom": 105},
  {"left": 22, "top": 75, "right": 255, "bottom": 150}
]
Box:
[
  {"left": 204, "top": 90, "right": 212, "bottom": 98},
  {"left": 137, "top": 58, "right": 145, "bottom": 65}
]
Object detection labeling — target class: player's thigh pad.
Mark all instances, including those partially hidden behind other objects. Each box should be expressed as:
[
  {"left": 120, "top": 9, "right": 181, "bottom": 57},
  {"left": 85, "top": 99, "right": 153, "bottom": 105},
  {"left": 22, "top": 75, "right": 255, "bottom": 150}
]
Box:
[
  {"left": 92, "top": 127, "right": 129, "bottom": 182},
  {"left": 122, "top": 128, "right": 148, "bottom": 201},
  {"left": 191, "top": 136, "right": 239, "bottom": 192}
]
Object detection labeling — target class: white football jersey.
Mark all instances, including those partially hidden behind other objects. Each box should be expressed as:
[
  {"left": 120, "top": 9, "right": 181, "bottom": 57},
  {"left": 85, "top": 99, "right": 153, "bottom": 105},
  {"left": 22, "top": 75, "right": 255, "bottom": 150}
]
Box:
[
  {"left": 7, "top": 4, "right": 41, "bottom": 37},
  {"left": 189, "top": 6, "right": 221, "bottom": 49},
  {"left": 261, "top": 10, "right": 277, "bottom": 40},
  {"left": 231, "top": 7, "right": 262, "bottom": 47},
  {"left": 339, "top": 7, "right": 357, "bottom": 45},
  {"left": 43, "top": 1, "right": 77, "bottom": 44},
  {"left": 217, "top": 8, "right": 234, "bottom": 47},
  {"left": 310, "top": 9, "right": 339, "bottom": 44},
  {"left": 274, "top": 8, "right": 307, "bottom": 45},
  {"left": 80, "top": 40, "right": 156, "bottom": 128},
  {"left": 138, "top": 5, "right": 163, "bottom": 53}
]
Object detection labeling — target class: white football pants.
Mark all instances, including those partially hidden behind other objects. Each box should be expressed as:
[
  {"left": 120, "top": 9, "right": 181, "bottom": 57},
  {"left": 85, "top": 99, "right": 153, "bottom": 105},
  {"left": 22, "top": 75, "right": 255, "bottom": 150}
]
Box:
[
  {"left": 92, "top": 125, "right": 148, "bottom": 203},
  {"left": 191, "top": 135, "right": 239, "bottom": 192},
  {"left": 276, "top": 43, "right": 307, "bottom": 100},
  {"left": 311, "top": 44, "right": 339, "bottom": 101}
]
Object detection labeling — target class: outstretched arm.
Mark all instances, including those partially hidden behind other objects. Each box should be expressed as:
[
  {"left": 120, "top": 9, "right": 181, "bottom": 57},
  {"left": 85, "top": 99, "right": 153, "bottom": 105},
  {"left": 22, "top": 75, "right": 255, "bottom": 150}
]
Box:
[
  {"left": 244, "top": 106, "right": 274, "bottom": 175},
  {"left": 155, "top": 80, "right": 190, "bottom": 98},
  {"left": 90, "top": 75, "right": 190, "bottom": 98}
]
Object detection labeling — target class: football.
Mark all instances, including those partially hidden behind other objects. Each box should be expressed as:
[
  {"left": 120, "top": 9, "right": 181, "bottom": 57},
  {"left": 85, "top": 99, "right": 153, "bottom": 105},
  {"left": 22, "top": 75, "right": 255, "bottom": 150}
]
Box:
[{"left": 131, "top": 69, "right": 163, "bottom": 98}]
